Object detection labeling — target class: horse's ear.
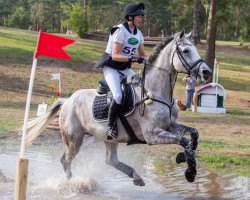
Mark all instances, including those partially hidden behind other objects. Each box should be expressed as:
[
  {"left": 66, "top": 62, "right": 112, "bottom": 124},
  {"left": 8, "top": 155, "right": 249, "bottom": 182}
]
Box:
[
  {"left": 178, "top": 29, "right": 185, "bottom": 40},
  {"left": 185, "top": 31, "right": 193, "bottom": 40}
]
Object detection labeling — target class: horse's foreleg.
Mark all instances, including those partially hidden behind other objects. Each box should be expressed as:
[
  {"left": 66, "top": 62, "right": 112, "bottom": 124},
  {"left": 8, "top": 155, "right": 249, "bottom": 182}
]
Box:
[
  {"left": 145, "top": 128, "right": 196, "bottom": 182},
  {"left": 168, "top": 121, "right": 199, "bottom": 151},
  {"left": 168, "top": 122, "right": 199, "bottom": 167},
  {"left": 104, "top": 142, "right": 145, "bottom": 186},
  {"left": 60, "top": 134, "right": 84, "bottom": 179}
]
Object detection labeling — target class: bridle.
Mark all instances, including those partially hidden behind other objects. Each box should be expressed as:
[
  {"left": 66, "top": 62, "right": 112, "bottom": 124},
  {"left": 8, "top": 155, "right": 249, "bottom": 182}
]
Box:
[
  {"left": 173, "top": 41, "right": 204, "bottom": 76},
  {"left": 136, "top": 40, "right": 204, "bottom": 116}
]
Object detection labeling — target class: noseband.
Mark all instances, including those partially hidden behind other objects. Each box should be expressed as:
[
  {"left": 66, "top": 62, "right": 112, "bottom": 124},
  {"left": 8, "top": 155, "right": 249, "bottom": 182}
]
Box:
[{"left": 173, "top": 42, "right": 204, "bottom": 75}]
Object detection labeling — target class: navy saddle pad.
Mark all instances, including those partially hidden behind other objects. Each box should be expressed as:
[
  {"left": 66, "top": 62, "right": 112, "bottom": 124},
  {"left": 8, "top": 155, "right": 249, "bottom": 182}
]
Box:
[{"left": 92, "top": 79, "right": 135, "bottom": 122}]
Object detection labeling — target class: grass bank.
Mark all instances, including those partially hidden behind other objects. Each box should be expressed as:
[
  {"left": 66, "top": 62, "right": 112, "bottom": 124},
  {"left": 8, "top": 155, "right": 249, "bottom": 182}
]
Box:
[{"left": 0, "top": 26, "right": 249, "bottom": 176}]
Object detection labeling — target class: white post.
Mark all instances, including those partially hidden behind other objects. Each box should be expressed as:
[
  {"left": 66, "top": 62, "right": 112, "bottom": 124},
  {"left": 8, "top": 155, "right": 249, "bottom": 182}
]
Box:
[
  {"left": 215, "top": 60, "right": 219, "bottom": 112},
  {"left": 213, "top": 58, "right": 216, "bottom": 83},
  {"left": 216, "top": 60, "right": 219, "bottom": 84},
  {"left": 59, "top": 73, "right": 61, "bottom": 96},
  {"left": 20, "top": 58, "right": 37, "bottom": 158}
]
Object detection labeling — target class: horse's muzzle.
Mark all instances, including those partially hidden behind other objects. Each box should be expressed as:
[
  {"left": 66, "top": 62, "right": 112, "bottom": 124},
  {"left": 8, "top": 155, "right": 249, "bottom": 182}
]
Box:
[
  {"left": 200, "top": 64, "right": 212, "bottom": 81},
  {"left": 202, "top": 69, "right": 212, "bottom": 80}
]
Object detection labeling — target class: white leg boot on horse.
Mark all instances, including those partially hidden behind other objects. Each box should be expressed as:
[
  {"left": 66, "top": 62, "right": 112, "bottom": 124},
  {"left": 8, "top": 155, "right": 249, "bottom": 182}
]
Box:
[
  {"left": 107, "top": 100, "right": 121, "bottom": 139},
  {"left": 105, "top": 142, "right": 145, "bottom": 186}
]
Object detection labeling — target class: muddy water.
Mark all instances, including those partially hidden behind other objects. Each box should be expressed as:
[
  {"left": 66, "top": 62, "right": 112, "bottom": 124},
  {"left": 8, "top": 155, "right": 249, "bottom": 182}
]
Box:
[{"left": 0, "top": 138, "right": 249, "bottom": 200}]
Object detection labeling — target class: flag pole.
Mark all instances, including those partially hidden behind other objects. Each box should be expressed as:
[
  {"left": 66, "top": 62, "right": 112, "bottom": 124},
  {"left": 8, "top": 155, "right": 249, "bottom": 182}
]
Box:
[
  {"left": 15, "top": 31, "right": 42, "bottom": 200},
  {"left": 20, "top": 58, "right": 37, "bottom": 158},
  {"left": 15, "top": 58, "right": 37, "bottom": 200},
  {"left": 59, "top": 73, "right": 61, "bottom": 97}
]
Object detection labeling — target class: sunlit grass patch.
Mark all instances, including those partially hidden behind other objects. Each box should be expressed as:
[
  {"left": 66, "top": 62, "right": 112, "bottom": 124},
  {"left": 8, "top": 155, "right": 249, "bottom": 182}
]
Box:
[
  {"left": 198, "top": 154, "right": 250, "bottom": 175},
  {"left": 199, "top": 140, "right": 225, "bottom": 150}
]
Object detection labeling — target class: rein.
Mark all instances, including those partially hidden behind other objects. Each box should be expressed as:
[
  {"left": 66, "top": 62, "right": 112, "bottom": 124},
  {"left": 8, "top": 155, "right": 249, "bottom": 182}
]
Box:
[
  {"left": 135, "top": 40, "right": 203, "bottom": 116},
  {"left": 135, "top": 62, "right": 176, "bottom": 117}
]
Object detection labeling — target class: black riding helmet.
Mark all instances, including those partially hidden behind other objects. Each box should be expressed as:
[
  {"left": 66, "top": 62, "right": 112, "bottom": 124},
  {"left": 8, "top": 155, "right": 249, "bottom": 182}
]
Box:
[{"left": 124, "top": 3, "right": 145, "bottom": 20}]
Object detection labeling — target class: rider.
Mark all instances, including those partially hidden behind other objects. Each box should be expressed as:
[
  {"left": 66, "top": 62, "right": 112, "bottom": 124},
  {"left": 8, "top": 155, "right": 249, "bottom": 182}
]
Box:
[{"left": 94, "top": 3, "right": 147, "bottom": 139}]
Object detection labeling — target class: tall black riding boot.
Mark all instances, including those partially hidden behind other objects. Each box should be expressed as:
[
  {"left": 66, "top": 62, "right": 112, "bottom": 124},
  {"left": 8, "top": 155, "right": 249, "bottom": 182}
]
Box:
[{"left": 107, "top": 100, "right": 121, "bottom": 139}]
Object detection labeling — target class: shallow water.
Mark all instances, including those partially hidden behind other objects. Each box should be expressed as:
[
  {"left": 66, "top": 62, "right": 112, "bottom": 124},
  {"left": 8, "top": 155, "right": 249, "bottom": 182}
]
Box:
[{"left": 0, "top": 138, "right": 249, "bottom": 200}]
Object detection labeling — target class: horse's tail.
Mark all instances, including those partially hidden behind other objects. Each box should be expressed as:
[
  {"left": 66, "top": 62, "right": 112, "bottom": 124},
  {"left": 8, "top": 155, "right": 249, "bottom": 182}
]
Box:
[{"left": 25, "top": 98, "right": 66, "bottom": 147}]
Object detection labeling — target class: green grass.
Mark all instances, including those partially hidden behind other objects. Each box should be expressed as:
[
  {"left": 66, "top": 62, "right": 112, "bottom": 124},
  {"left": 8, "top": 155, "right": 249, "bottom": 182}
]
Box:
[
  {"left": 198, "top": 154, "right": 250, "bottom": 175},
  {"left": 0, "top": 26, "right": 106, "bottom": 67},
  {"left": 0, "top": 118, "right": 22, "bottom": 136},
  {"left": 199, "top": 140, "right": 226, "bottom": 150}
]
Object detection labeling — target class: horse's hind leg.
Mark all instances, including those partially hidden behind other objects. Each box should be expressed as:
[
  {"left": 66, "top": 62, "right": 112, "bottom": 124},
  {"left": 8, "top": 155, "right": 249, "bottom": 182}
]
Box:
[
  {"left": 105, "top": 142, "right": 145, "bottom": 186},
  {"left": 60, "top": 133, "right": 84, "bottom": 179}
]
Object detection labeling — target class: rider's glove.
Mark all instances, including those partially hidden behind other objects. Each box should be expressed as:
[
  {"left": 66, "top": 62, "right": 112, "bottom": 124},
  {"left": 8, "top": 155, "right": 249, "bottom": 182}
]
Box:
[{"left": 134, "top": 57, "right": 144, "bottom": 64}]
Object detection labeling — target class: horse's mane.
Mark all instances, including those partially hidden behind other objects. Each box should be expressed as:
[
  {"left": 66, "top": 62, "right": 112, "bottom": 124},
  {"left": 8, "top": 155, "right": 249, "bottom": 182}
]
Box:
[{"left": 146, "top": 35, "right": 175, "bottom": 64}]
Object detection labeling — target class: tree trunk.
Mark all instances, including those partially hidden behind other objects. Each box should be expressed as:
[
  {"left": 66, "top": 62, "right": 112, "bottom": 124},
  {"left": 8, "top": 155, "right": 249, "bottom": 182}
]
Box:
[
  {"left": 234, "top": 0, "right": 239, "bottom": 40},
  {"left": 204, "top": 4, "right": 208, "bottom": 37},
  {"left": 205, "top": 0, "right": 217, "bottom": 75},
  {"left": 223, "top": 22, "right": 226, "bottom": 40},
  {"left": 83, "top": 0, "right": 88, "bottom": 34},
  {"left": 193, "top": 0, "right": 201, "bottom": 44}
]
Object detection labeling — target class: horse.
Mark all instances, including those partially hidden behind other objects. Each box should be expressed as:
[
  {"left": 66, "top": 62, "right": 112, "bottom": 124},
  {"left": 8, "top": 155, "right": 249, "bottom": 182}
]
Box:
[{"left": 25, "top": 29, "right": 212, "bottom": 186}]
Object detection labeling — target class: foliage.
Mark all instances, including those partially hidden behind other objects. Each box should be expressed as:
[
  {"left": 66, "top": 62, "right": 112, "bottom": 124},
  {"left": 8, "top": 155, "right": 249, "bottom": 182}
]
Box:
[
  {"left": 0, "top": 0, "right": 249, "bottom": 40},
  {"left": 61, "top": 3, "right": 89, "bottom": 38},
  {"left": 7, "top": 6, "right": 30, "bottom": 29},
  {"left": 68, "top": 91, "right": 73, "bottom": 97}
]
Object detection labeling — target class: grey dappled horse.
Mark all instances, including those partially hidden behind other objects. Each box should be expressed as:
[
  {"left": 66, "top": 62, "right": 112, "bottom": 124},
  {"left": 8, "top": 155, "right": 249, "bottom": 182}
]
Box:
[{"left": 26, "top": 29, "right": 212, "bottom": 186}]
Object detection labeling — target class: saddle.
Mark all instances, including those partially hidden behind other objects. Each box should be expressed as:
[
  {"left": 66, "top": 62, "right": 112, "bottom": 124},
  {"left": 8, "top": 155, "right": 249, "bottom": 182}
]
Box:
[
  {"left": 92, "top": 78, "right": 135, "bottom": 121},
  {"left": 92, "top": 78, "right": 146, "bottom": 145}
]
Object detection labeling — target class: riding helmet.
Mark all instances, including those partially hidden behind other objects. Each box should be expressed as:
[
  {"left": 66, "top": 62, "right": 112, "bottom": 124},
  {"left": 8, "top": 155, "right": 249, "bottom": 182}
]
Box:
[{"left": 124, "top": 3, "right": 145, "bottom": 19}]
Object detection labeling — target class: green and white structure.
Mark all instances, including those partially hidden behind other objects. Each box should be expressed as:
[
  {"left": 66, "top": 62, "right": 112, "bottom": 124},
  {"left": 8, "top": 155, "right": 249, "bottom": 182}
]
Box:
[{"left": 192, "top": 58, "right": 226, "bottom": 114}]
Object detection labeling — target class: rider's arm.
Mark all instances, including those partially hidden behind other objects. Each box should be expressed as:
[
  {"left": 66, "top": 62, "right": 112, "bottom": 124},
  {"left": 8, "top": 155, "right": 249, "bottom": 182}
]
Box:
[
  {"left": 138, "top": 43, "right": 147, "bottom": 58},
  {"left": 112, "top": 42, "right": 131, "bottom": 62}
]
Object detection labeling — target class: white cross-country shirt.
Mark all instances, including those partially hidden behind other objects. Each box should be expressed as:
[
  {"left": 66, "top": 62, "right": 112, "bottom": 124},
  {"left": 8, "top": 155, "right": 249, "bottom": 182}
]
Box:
[{"left": 105, "top": 23, "right": 144, "bottom": 57}]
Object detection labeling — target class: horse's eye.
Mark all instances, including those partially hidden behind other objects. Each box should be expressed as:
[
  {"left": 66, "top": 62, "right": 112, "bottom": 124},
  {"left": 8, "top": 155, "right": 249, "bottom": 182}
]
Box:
[{"left": 183, "top": 49, "right": 189, "bottom": 53}]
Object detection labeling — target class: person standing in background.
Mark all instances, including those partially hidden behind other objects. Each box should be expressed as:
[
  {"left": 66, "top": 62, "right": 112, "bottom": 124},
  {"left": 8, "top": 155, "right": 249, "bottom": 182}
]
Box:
[{"left": 182, "top": 75, "right": 196, "bottom": 111}]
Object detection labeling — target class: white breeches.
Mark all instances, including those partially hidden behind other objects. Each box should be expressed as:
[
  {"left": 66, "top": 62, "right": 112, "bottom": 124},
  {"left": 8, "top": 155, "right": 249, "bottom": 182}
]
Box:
[{"left": 103, "top": 66, "right": 136, "bottom": 104}]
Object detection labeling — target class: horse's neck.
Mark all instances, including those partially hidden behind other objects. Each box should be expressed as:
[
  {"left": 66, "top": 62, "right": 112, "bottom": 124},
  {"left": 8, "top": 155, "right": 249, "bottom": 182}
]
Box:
[{"left": 145, "top": 46, "right": 177, "bottom": 102}]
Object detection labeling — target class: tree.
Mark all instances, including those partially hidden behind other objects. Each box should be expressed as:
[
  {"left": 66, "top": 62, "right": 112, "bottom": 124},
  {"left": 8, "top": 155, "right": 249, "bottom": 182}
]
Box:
[
  {"left": 0, "top": 0, "right": 16, "bottom": 26},
  {"left": 8, "top": 6, "right": 30, "bottom": 29},
  {"left": 193, "top": 0, "right": 201, "bottom": 44},
  {"left": 61, "top": 3, "right": 89, "bottom": 38},
  {"left": 205, "top": 0, "right": 217, "bottom": 74}
]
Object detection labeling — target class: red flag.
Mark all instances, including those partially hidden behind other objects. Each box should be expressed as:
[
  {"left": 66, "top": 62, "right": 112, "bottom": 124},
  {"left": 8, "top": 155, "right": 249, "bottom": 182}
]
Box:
[{"left": 33, "top": 31, "right": 75, "bottom": 60}]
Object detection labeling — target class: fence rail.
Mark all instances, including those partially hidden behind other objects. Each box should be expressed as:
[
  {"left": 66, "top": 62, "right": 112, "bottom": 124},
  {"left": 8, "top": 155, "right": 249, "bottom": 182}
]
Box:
[{"left": 83, "top": 32, "right": 164, "bottom": 47}]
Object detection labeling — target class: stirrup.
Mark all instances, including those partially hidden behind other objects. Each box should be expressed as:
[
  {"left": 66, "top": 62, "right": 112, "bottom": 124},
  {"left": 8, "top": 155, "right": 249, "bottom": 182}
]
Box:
[{"left": 107, "top": 125, "right": 118, "bottom": 138}]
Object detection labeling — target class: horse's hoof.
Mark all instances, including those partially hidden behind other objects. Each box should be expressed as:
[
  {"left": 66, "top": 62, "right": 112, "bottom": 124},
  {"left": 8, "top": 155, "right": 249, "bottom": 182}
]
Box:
[
  {"left": 176, "top": 152, "right": 186, "bottom": 164},
  {"left": 133, "top": 178, "right": 145, "bottom": 186},
  {"left": 185, "top": 168, "right": 196, "bottom": 182}
]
